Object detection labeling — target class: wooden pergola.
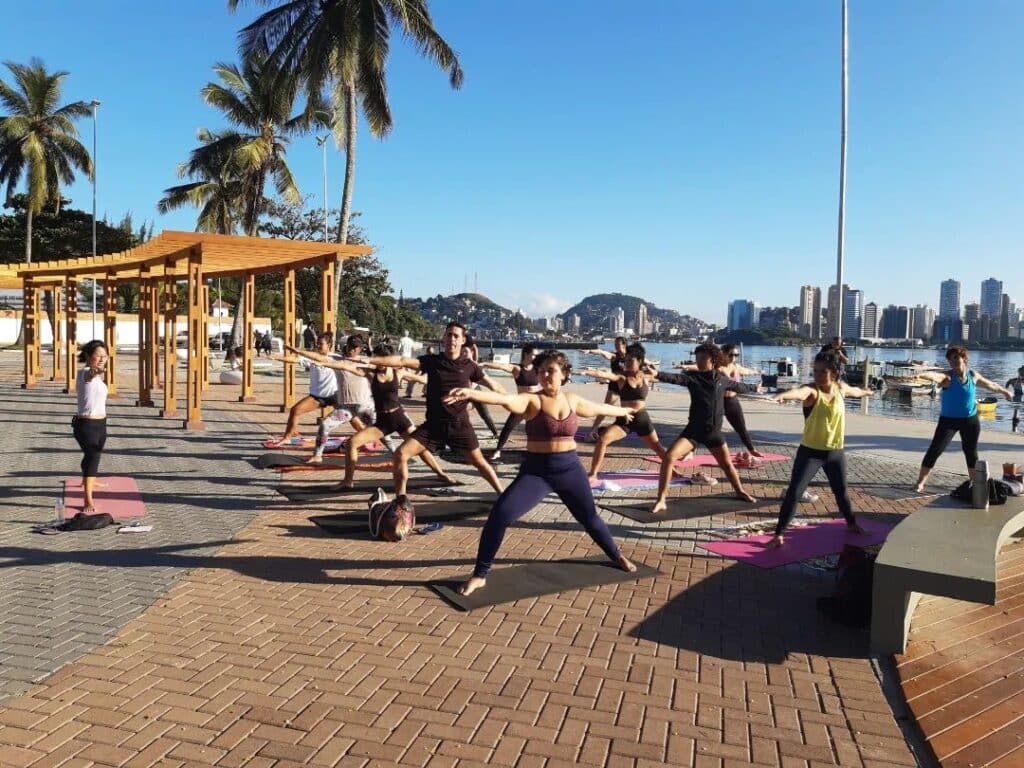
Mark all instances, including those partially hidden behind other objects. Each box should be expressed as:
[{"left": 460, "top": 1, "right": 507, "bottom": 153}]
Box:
[{"left": 2, "top": 231, "right": 371, "bottom": 429}]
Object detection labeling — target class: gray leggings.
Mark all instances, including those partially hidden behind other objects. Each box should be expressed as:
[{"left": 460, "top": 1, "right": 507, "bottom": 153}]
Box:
[{"left": 775, "top": 445, "right": 855, "bottom": 536}]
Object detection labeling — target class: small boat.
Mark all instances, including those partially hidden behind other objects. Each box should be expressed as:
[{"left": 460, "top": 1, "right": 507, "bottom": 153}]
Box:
[
  {"left": 760, "top": 357, "right": 800, "bottom": 392},
  {"left": 976, "top": 397, "right": 998, "bottom": 415},
  {"left": 845, "top": 360, "right": 884, "bottom": 389},
  {"left": 882, "top": 361, "right": 943, "bottom": 395}
]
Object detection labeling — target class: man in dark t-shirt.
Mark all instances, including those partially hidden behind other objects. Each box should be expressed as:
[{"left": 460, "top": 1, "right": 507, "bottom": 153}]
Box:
[
  {"left": 366, "top": 321, "right": 505, "bottom": 497},
  {"left": 820, "top": 337, "right": 849, "bottom": 365}
]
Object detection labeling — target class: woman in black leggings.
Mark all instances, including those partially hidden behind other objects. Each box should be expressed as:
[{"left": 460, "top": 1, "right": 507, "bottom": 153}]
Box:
[
  {"left": 914, "top": 346, "right": 1012, "bottom": 493},
  {"left": 73, "top": 340, "right": 110, "bottom": 513},
  {"left": 482, "top": 343, "right": 540, "bottom": 462},
  {"left": 464, "top": 337, "right": 500, "bottom": 439},
  {"left": 443, "top": 351, "right": 637, "bottom": 597}
]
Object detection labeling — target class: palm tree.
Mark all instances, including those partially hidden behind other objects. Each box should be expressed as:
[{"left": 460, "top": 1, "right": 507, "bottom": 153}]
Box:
[
  {"left": 158, "top": 128, "right": 244, "bottom": 235},
  {"left": 0, "top": 58, "right": 93, "bottom": 263},
  {"left": 227, "top": 0, "right": 464, "bottom": 324}
]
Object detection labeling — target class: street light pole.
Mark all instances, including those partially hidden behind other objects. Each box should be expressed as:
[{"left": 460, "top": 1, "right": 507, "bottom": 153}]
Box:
[
  {"left": 834, "top": 0, "right": 848, "bottom": 341},
  {"left": 316, "top": 135, "right": 329, "bottom": 242},
  {"left": 90, "top": 99, "right": 100, "bottom": 340}
]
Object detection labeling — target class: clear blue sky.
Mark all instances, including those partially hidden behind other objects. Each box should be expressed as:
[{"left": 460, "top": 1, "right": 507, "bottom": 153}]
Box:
[{"left": 3, "top": 1, "right": 1021, "bottom": 324}]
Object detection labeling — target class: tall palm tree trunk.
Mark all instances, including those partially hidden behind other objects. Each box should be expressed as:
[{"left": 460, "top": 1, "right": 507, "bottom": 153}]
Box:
[{"left": 333, "top": 83, "right": 357, "bottom": 331}]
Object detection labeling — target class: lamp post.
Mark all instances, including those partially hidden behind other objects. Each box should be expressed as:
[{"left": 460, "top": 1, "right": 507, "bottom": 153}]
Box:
[
  {"left": 833, "top": 1, "right": 848, "bottom": 341},
  {"left": 90, "top": 99, "right": 100, "bottom": 340},
  {"left": 316, "top": 135, "right": 329, "bottom": 242}
]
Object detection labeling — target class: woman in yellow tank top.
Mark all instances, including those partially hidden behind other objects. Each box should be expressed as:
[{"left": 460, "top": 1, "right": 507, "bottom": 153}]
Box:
[{"left": 767, "top": 351, "right": 873, "bottom": 549}]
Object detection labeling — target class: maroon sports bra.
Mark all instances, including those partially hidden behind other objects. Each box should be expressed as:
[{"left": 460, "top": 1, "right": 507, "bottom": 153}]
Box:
[{"left": 524, "top": 396, "right": 578, "bottom": 442}]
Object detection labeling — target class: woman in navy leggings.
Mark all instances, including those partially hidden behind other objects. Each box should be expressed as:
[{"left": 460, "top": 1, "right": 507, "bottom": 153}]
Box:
[{"left": 444, "top": 350, "right": 638, "bottom": 597}]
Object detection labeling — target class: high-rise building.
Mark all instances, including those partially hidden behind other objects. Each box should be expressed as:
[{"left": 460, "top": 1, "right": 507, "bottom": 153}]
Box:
[
  {"left": 608, "top": 307, "right": 625, "bottom": 334},
  {"left": 569, "top": 314, "right": 581, "bottom": 333},
  {"left": 1000, "top": 294, "right": 1011, "bottom": 339},
  {"left": 825, "top": 283, "right": 850, "bottom": 338},
  {"left": 980, "top": 278, "right": 1003, "bottom": 318},
  {"left": 910, "top": 304, "right": 935, "bottom": 340},
  {"left": 843, "top": 287, "right": 863, "bottom": 340},
  {"left": 939, "top": 279, "right": 961, "bottom": 318},
  {"left": 635, "top": 303, "right": 649, "bottom": 336},
  {"left": 964, "top": 302, "right": 981, "bottom": 324},
  {"left": 862, "top": 302, "right": 881, "bottom": 338},
  {"left": 880, "top": 305, "right": 911, "bottom": 339},
  {"left": 727, "top": 300, "right": 759, "bottom": 330},
  {"left": 798, "top": 286, "right": 822, "bottom": 339}
]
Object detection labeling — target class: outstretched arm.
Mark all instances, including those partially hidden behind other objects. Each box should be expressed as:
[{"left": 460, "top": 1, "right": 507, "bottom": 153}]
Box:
[
  {"left": 481, "top": 361, "right": 516, "bottom": 374},
  {"left": 918, "top": 370, "right": 951, "bottom": 385},
  {"left": 726, "top": 379, "right": 762, "bottom": 395},
  {"left": 398, "top": 370, "right": 427, "bottom": 386},
  {"left": 975, "top": 373, "right": 1014, "bottom": 399},
  {"left": 580, "top": 368, "right": 622, "bottom": 383},
  {"left": 674, "top": 363, "right": 698, "bottom": 371},
  {"left": 583, "top": 349, "right": 615, "bottom": 361},
  {"left": 478, "top": 373, "right": 507, "bottom": 394},
  {"left": 838, "top": 381, "right": 873, "bottom": 399},
  {"left": 656, "top": 370, "right": 693, "bottom": 386},
  {"left": 772, "top": 385, "right": 816, "bottom": 403},
  {"left": 444, "top": 388, "right": 533, "bottom": 414},
  {"left": 365, "top": 354, "right": 421, "bottom": 370},
  {"left": 571, "top": 394, "right": 635, "bottom": 420},
  {"left": 733, "top": 363, "right": 760, "bottom": 376},
  {"left": 284, "top": 345, "right": 366, "bottom": 374},
  {"left": 269, "top": 353, "right": 303, "bottom": 365}
]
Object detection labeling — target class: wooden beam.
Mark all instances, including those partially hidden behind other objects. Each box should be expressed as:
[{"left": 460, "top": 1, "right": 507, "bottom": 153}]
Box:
[
  {"left": 63, "top": 279, "right": 78, "bottom": 394},
  {"left": 185, "top": 246, "right": 205, "bottom": 430},
  {"left": 137, "top": 271, "right": 155, "bottom": 406},
  {"left": 239, "top": 272, "right": 256, "bottom": 403},
  {"left": 103, "top": 275, "right": 118, "bottom": 397},
  {"left": 282, "top": 268, "right": 296, "bottom": 413},
  {"left": 148, "top": 281, "right": 160, "bottom": 391},
  {"left": 22, "top": 282, "right": 39, "bottom": 389},
  {"left": 321, "top": 256, "right": 336, "bottom": 338},
  {"left": 201, "top": 282, "right": 210, "bottom": 392},
  {"left": 160, "top": 269, "right": 178, "bottom": 418},
  {"left": 51, "top": 284, "right": 64, "bottom": 382}
]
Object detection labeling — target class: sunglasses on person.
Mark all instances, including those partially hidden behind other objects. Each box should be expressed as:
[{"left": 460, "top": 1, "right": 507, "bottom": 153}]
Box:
[{"left": 729, "top": 353, "right": 739, "bottom": 358}]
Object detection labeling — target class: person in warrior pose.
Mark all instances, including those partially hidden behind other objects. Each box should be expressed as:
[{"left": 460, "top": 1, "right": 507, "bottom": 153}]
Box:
[
  {"left": 580, "top": 343, "right": 678, "bottom": 480},
  {"left": 651, "top": 343, "right": 762, "bottom": 512},
  {"left": 364, "top": 322, "right": 505, "bottom": 497},
  {"left": 914, "top": 346, "right": 1013, "bottom": 493},
  {"left": 73, "top": 340, "right": 110, "bottom": 514},
  {"left": 463, "top": 336, "right": 500, "bottom": 439},
  {"left": 582, "top": 337, "right": 628, "bottom": 440},
  {"left": 482, "top": 343, "right": 541, "bottom": 462},
  {"left": 443, "top": 350, "right": 637, "bottom": 597},
  {"left": 767, "top": 351, "right": 874, "bottom": 548},
  {"left": 269, "top": 331, "right": 338, "bottom": 445}
]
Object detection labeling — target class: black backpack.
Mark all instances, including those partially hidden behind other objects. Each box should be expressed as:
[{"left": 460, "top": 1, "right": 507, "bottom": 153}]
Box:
[
  {"left": 59, "top": 512, "right": 115, "bottom": 531},
  {"left": 816, "top": 545, "right": 875, "bottom": 628},
  {"left": 950, "top": 479, "right": 1007, "bottom": 505}
]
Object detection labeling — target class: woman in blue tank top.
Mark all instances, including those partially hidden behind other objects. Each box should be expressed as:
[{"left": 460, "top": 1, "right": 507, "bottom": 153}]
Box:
[{"left": 915, "top": 346, "right": 1013, "bottom": 493}]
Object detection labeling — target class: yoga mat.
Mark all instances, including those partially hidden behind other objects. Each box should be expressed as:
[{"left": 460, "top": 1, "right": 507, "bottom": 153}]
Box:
[
  {"left": 261, "top": 437, "right": 383, "bottom": 453},
  {"left": 63, "top": 477, "right": 146, "bottom": 520},
  {"left": 590, "top": 470, "right": 691, "bottom": 493},
  {"left": 279, "top": 459, "right": 391, "bottom": 473},
  {"left": 431, "top": 557, "right": 660, "bottom": 612},
  {"left": 855, "top": 484, "right": 945, "bottom": 501},
  {"left": 598, "top": 493, "right": 775, "bottom": 523},
  {"left": 256, "top": 453, "right": 387, "bottom": 471},
  {"left": 574, "top": 427, "right": 644, "bottom": 445},
  {"left": 698, "top": 517, "right": 895, "bottom": 568},
  {"left": 310, "top": 499, "right": 492, "bottom": 535},
  {"left": 277, "top": 476, "right": 455, "bottom": 503},
  {"left": 643, "top": 452, "right": 789, "bottom": 469}
]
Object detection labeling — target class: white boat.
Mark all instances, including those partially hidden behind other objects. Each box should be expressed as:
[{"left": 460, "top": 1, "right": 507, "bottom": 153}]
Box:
[
  {"left": 882, "top": 361, "right": 942, "bottom": 395},
  {"left": 760, "top": 357, "right": 800, "bottom": 392}
]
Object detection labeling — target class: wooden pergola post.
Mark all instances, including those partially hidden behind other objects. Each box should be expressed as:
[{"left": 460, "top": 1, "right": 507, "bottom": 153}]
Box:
[
  {"left": 185, "top": 246, "right": 205, "bottom": 429},
  {"left": 201, "top": 282, "right": 210, "bottom": 391},
  {"left": 64, "top": 278, "right": 78, "bottom": 394},
  {"left": 137, "top": 271, "right": 155, "bottom": 406},
  {"left": 282, "top": 268, "right": 297, "bottom": 413},
  {"left": 22, "top": 281, "right": 39, "bottom": 389},
  {"left": 148, "top": 281, "right": 160, "bottom": 390},
  {"left": 160, "top": 269, "right": 178, "bottom": 418},
  {"left": 51, "top": 284, "right": 64, "bottom": 382},
  {"left": 321, "top": 256, "right": 336, "bottom": 338},
  {"left": 103, "top": 274, "right": 118, "bottom": 397},
  {"left": 239, "top": 272, "right": 256, "bottom": 403}
]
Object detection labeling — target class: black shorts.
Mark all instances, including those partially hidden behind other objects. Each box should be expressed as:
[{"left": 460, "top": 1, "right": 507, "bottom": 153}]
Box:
[
  {"left": 376, "top": 409, "right": 413, "bottom": 437},
  {"left": 410, "top": 417, "right": 480, "bottom": 454},
  {"left": 610, "top": 409, "right": 655, "bottom": 437},
  {"left": 312, "top": 395, "right": 335, "bottom": 408},
  {"left": 680, "top": 425, "right": 726, "bottom": 449}
]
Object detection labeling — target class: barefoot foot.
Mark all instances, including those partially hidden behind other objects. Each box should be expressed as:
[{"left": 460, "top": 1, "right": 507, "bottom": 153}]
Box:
[
  {"left": 616, "top": 555, "right": 637, "bottom": 573},
  {"left": 914, "top": 483, "right": 926, "bottom": 493},
  {"left": 750, "top": 449, "right": 764, "bottom": 458},
  {"left": 458, "top": 577, "right": 486, "bottom": 596},
  {"left": 766, "top": 535, "right": 783, "bottom": 549},
  {"left": 651, "top": 499, "right": 668, "bottom": 514},
  {"left": 736, "top": 491, "right": 757, "bottom": 503},
  {"left": 306, "top": 455, "right": 323, "bottom": 465}
]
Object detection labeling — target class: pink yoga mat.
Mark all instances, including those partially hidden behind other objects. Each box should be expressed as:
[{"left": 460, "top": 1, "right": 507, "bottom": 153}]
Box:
[
  {"left": 590, "top": 471, "right": 690, "bottom": 490},
  {"left": 261, "top": 437, "right": 381, "bottom": 453},
  {"left": 63, "top": 476, "right": 146, "bottom": 520},
  {"left": 574, "top": 427, "right": 644, "bottom": 445},
  {"left": 698, "top": 518, "right": 894, "bottom": 568},
  {"left": 643, "top": 452, "right": 789, "bottom": 469}
]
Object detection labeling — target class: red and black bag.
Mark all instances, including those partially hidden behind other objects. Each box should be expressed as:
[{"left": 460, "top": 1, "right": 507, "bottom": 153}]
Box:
[{"left": 367, "top": 488, "right": 415, "bottom": 541}]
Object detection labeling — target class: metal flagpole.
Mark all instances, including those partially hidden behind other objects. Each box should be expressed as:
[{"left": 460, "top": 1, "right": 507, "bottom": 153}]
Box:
[{"left": 834, "top": 0, "right": 848, "bottom": 340}]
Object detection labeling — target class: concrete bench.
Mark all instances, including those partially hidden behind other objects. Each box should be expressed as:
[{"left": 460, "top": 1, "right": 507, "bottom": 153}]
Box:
[{"left": 871, "top": 494, "right": 1024, "bottom": 654}]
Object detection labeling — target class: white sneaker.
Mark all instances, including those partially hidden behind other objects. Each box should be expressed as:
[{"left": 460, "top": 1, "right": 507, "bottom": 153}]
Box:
[{"left": 799, "top": 491, "right": 819, "bottom": 503}]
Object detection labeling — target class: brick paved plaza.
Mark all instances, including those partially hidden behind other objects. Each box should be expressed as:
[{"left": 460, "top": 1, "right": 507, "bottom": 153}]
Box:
[{"left": 1, "top": 349, "right": 1020, "bottom": 767}]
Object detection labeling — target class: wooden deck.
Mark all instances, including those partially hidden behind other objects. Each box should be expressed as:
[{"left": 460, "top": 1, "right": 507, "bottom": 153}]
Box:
[{"left": 896, "top": 537, "right": 1024, "bottom": 767}]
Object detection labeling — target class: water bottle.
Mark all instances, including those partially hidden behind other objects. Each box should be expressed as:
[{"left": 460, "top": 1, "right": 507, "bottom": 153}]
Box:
[
  {"left": 54, "top": 495, "right": 65, "bottom": 525},
  {"left": 972, "top": 460, "right": 990, "bottom": 510}
]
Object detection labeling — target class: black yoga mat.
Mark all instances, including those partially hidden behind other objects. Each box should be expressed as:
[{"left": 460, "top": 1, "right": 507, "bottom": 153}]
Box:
[
  {"left": 277, "top": 476, "right": 455, "bottom": 502},
  {"left": 311, "top": 498, "right": 492, "bottom": 535},
  {"left": 856, "top": 483, "right": 947, "bottom": 501},
  {"left": 430, "top": 557, "right": 660, "bottom": 612},
  {"left": 257, "top": 453, "right": 387, "bottom": 470},
  {"left": 599, "top": 494, "right": 775, "bottom": 524}
]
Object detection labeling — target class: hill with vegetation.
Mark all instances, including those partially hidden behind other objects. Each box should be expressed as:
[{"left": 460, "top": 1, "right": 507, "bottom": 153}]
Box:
[{"left": 559, "top": 293, "right": 710, "bottom": 335}]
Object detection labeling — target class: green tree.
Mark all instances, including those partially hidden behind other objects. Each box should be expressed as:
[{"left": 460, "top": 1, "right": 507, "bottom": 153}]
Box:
[
  {"left": 227, "top": 0, "right": 463, "bottom": 331},
  {"left": 157, "top": 128, "right": 244, "bottom": 236},
  {"left": 0, "top": 58, "right": 93, "bottom": 263}
]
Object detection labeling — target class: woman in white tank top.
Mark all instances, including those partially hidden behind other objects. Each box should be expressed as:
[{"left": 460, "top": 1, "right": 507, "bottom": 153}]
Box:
[{"left": 73, "top": 340, "right": 110, "bottom": 513}]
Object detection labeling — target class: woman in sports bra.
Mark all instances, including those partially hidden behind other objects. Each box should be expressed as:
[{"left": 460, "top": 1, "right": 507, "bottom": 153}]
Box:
[
  {"left": 582, "top": 337, "right": 628, "bottom": 439},
  {"left": 914, "top": 346, "right": 1012, "bottom": 493},
  {"left": 767, "top": 351, "right": 873, "bottom": 548},
  {"left": 580, "top": 343, "right": 674, "bottom": 481},
  {"left": 444, "top": 350, "right": 638, "bottom": 597},
  {"left": 482, "top": 343, "right": 541, "bottom": 462}
]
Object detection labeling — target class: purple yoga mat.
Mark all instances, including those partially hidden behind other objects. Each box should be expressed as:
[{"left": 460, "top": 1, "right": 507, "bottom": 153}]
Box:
[
  {"left": 574, "top": 427, "right": 644, "bottom": 445},
  {"left": 63, "top": 476, "right": 146, "bottom": 520},
  {"left": 697, "top": 518, "right": 894, "bottom": 568},
  {"left": 643, "top": 452, "right": 789, "bottom": 469},
  {"left": 590, "top": 470, "right": 690, "bottom": 490}
]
